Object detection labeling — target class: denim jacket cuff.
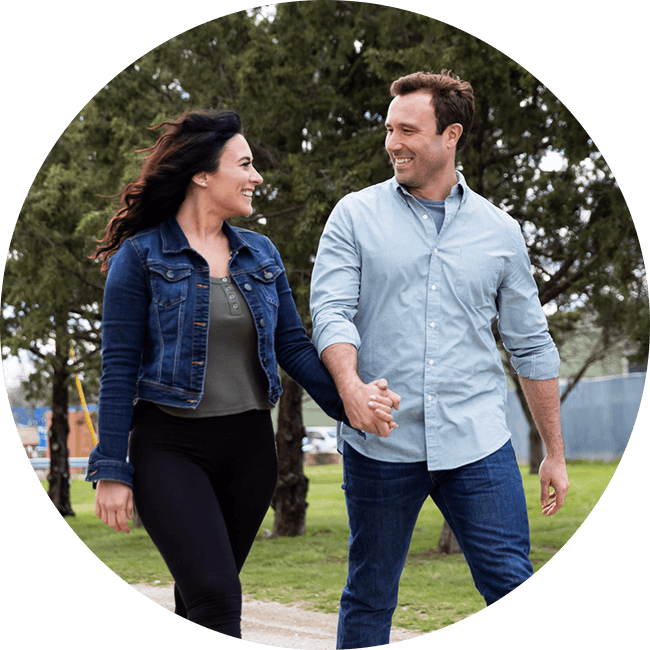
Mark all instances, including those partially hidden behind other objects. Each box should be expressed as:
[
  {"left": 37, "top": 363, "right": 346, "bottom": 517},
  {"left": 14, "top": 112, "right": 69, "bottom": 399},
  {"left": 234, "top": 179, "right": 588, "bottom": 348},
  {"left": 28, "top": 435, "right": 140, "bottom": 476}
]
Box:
[{"left": 85, "top": 459, "right": 134, "bottom": 489}]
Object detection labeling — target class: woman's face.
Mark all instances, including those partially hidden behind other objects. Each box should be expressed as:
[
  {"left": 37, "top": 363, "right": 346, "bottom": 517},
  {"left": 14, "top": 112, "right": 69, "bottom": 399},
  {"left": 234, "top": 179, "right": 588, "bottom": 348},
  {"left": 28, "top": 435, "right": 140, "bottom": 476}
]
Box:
[{"left": 204, "top": 134, "right": 263, "bottom": 219}]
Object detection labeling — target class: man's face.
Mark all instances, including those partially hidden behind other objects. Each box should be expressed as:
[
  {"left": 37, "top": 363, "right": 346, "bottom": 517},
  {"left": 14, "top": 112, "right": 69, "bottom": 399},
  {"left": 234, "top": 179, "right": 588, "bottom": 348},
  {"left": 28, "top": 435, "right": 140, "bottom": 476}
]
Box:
[{"left": 384, "top": 91, "right": 448, "bottom": 200}]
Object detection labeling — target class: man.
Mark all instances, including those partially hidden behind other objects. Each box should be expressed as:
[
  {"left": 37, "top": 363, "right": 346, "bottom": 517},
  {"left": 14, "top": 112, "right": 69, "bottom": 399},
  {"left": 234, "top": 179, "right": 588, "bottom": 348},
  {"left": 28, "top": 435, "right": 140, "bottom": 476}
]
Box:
[{"left": 310, "top": 71, "right": 570, "bottom": 649}]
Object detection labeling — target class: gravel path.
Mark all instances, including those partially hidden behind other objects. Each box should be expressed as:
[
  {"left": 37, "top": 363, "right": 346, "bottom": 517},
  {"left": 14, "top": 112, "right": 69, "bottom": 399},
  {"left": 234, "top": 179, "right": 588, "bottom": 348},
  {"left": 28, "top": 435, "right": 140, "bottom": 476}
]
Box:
[{"left": 131, "top": 583, "right": 425, "bottom": 648}]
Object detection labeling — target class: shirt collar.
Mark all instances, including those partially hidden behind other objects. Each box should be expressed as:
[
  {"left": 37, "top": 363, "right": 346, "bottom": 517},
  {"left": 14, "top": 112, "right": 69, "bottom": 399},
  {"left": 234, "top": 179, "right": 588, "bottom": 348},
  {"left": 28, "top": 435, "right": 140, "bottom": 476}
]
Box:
[{"left": 392, "top": 170, "right": 469, "bottom": 204}]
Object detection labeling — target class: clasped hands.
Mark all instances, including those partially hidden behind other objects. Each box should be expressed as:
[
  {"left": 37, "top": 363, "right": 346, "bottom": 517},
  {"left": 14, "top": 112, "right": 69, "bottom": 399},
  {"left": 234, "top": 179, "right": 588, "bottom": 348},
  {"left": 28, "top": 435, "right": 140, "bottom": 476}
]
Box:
[{"left": 342, "top": 377, "right": 401, "bottom": 438}]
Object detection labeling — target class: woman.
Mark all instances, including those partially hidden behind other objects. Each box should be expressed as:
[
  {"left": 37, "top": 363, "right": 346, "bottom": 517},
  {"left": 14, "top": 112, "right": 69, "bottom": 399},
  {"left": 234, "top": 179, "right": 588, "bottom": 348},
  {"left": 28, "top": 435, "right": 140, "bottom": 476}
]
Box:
[{"left": 85, "top": 109, "right": 397, "bottom": 638}]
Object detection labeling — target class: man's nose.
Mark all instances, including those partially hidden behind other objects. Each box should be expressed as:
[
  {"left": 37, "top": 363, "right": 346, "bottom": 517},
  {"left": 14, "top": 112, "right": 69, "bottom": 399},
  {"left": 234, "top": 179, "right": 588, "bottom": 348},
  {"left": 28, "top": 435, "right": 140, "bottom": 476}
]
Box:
[{"left": 385, "top": 131, "right": 405, "bottom": 155}]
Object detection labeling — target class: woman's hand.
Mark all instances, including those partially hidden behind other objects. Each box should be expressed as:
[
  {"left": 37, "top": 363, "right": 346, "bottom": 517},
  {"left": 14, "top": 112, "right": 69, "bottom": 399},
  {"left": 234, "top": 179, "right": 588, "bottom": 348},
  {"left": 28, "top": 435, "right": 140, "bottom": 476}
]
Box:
[{"left": 95, "top": 480, "right": 134, "bottom": 534}]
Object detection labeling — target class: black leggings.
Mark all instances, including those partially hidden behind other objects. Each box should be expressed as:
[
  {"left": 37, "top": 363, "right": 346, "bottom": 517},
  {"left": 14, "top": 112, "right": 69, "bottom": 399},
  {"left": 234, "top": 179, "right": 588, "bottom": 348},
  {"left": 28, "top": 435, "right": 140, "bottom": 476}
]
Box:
[{"left": 129, "top": 402, "right": 278, "bottom": 638}]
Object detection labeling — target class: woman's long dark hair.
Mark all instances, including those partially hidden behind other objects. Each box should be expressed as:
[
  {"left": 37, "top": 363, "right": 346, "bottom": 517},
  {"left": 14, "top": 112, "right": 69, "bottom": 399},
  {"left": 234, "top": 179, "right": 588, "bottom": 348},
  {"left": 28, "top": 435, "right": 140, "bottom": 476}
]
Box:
[{"left": 93, "top": 109, "right": 243, "bottom": 271}]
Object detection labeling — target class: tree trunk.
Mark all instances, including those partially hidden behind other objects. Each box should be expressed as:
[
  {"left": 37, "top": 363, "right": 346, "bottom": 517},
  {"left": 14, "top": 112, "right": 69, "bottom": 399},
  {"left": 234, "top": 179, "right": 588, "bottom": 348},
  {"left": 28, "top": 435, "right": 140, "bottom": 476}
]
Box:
[
  {"left": 271, "top": 373, "right": 309, "bottom": 537},
  {"left": 528, "top": 422, "right": 544, "bottom": 475},
  {"left": 438, "top": 520, "right": 462, "bottom": 554},
  {"left": 48, "top": 348, "right": 74, "bottom": 517}
]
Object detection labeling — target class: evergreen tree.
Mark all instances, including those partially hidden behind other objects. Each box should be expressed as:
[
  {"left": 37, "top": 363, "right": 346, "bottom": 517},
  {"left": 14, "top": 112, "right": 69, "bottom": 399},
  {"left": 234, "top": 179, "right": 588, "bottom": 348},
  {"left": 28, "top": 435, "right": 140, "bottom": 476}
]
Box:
[{"left": 3, "top": 0, "right": 645, "bottom": 528}]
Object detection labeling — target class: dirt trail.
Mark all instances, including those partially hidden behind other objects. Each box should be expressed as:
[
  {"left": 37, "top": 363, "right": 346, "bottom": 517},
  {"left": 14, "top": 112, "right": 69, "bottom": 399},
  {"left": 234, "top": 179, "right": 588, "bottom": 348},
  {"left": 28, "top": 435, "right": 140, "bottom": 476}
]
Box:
[{"left": 131, "top": 583, "right": 424, "bottom": 648}]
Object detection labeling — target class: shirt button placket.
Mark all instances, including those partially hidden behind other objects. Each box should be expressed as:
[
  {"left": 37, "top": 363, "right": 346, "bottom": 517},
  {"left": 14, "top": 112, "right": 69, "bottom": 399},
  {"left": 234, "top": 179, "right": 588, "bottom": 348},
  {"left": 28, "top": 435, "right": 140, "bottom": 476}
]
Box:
[{"left": 424, "top": 241, "right": 441, "bottom": 441}]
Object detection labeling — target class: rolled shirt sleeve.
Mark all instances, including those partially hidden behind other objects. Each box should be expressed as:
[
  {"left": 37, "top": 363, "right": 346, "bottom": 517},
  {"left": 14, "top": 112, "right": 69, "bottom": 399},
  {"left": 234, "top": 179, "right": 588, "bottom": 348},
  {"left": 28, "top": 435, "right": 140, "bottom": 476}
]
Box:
[
  {"left": 310, "top": 200, "right": 362, "bottom": 356},
  {"left": 497, "top": 221, "right": 560, "bottom": 380}
]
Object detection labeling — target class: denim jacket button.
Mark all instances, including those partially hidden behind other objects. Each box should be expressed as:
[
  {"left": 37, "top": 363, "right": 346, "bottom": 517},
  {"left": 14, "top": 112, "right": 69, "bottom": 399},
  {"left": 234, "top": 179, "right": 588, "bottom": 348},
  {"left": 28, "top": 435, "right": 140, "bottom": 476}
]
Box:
[
  {"left": 264, "top": 271, "right": 273, "bottom": 279},
  {"left": 166, "top": 270, "right": 174, "bottom": 279},
  {"left": 260, "top": 318, "right": 266, "bottom": 327},
  {"left": 244, "top": 283, "right": 252, "bottom": 291}
]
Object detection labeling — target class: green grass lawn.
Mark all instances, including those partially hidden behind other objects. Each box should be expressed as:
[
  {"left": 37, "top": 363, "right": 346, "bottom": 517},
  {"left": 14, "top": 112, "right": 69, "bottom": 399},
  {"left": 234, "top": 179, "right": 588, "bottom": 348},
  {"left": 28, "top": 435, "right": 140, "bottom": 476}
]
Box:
[{"left": 61, "top": 459, "right": 617, "bottom": 633}]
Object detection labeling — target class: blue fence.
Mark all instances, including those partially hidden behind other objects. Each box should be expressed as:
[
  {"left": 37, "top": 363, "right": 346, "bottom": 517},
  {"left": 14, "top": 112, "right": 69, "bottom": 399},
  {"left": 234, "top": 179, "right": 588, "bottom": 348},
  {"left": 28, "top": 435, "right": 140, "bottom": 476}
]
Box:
[{"left": 507, "top": 372, "right": 646, "bottom": 462}]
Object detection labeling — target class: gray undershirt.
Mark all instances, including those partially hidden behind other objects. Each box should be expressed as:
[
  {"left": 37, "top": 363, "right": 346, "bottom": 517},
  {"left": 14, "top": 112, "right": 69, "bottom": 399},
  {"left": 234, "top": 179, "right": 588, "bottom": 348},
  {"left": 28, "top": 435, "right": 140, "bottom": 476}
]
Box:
[{"left": 158, "top": 276, "right": 270, "bottom": 418}]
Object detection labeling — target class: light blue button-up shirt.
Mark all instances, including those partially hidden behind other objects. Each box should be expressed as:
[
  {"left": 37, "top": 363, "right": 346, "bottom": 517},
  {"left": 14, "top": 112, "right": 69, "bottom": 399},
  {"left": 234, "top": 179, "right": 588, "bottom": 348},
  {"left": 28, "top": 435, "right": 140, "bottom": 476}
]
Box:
[{"left": 310, "top": 172, "right": 560, "bottom": 470}]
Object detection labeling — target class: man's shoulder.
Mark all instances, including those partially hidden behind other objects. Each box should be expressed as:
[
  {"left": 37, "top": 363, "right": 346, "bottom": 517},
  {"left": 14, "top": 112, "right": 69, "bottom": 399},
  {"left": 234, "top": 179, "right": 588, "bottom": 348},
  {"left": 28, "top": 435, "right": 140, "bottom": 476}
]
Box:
[
  {"left": 335, "top": 178, "right": 396, "bottom": 211},
  {"left": 465, "top": 188, "right": 519, "bottom": 232}
]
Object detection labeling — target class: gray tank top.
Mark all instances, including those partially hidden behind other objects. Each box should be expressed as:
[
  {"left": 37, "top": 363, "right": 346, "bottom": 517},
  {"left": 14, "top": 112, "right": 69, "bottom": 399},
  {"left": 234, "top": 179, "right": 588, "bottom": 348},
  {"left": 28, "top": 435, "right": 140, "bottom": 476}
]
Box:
[{"left": 158, "top": 276, "right": 270, "bottom": 418}]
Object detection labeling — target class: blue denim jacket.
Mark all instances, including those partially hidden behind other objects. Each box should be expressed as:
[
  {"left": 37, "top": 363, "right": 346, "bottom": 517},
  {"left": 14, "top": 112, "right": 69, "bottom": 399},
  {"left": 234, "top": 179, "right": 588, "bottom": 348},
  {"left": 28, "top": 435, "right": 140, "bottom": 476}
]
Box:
[{"left": 86, "top": 216, "right": 346, "bottom": 487}]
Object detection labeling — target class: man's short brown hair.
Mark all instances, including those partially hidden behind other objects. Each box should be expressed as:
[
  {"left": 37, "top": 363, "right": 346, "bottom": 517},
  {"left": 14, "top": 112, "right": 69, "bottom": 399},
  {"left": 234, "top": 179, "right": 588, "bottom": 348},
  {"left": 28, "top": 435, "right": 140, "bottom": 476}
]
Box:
[{"left": 390, "top": 70, "right": 474, "bottom": 150}]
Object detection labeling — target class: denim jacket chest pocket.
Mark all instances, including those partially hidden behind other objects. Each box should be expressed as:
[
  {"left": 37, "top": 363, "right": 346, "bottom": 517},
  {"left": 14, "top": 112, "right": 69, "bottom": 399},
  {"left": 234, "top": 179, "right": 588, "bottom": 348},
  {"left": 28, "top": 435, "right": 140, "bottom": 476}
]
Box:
[
  {"left": 148, "top": 263, "right": 193, "bottom": 307},
  {"left": 246, "top": 264, "right": 282, "bottom": 308}
]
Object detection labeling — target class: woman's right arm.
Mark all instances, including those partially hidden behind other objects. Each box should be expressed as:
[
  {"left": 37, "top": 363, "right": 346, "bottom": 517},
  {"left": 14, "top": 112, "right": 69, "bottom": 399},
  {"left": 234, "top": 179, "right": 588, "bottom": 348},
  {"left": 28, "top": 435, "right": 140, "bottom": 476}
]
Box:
[{"left": 85, "top": 240, "right": 150, "bottom": 508}]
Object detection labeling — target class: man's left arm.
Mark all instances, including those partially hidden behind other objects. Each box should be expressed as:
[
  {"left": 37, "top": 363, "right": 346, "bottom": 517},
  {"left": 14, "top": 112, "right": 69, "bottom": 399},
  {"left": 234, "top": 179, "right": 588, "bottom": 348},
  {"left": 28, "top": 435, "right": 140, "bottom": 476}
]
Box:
[
  {"left": 518, "top": 376, "right": 569, "bottom": 516},
  {"left": 497, "top": 221, "right": 569, "bottom": 516}
]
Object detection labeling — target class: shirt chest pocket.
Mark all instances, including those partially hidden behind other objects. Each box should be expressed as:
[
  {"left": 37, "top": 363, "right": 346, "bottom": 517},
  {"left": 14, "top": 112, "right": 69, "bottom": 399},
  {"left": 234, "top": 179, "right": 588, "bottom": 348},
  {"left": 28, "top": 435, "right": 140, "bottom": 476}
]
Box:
[
  {"left": 148, "top": 264, "right": 193, "bottom": 307},
  {"left": 455, "top": 252, "right": 502, "bottom": 307}
]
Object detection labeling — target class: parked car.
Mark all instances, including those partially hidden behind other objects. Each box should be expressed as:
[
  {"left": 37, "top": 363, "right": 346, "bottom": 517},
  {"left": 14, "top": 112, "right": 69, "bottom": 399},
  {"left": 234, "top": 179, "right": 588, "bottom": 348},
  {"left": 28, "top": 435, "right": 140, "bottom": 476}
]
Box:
[{"left": 302, "top": 426, "right": 337, "bottom": 453}]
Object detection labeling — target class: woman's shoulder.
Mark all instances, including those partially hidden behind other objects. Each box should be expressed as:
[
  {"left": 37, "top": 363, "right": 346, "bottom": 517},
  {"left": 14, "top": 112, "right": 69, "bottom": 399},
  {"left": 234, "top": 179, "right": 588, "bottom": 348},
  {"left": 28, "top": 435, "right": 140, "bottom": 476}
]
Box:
[
  {"left": 229, "top": 225, "right": 276, "bottom": 251},
  {"left": 109, "top": 225, "right": 162, "bottom": 270}
]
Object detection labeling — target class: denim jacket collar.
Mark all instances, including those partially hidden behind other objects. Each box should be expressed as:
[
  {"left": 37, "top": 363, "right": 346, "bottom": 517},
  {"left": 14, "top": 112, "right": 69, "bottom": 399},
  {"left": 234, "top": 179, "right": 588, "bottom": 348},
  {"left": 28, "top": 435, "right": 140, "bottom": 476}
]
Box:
[{"left": 159, "top": 216, "right": 262, "bottom": 255}]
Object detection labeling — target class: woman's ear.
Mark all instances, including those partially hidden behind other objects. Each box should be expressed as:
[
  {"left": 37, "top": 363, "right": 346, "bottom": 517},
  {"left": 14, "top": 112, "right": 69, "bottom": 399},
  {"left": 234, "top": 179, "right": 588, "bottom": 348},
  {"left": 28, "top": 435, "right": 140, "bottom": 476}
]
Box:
[{"left": 192, "top": 172, "right": 209, "bottom": 188}]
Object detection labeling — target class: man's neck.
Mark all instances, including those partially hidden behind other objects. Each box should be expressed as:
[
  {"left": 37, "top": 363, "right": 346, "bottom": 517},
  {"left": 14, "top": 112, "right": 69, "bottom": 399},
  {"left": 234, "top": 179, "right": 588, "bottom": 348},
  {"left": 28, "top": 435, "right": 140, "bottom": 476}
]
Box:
[{"left": 406, "top": 168, "right": 458, "bottom": 202}]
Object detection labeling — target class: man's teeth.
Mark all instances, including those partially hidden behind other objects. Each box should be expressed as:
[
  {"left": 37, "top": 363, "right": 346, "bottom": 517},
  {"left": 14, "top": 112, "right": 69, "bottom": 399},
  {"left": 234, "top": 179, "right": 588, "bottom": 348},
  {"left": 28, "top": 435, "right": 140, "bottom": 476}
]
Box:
[
  {"left": 395, "top": 158, "right": 412, "bottom": 164},
  {"left": 242, "top": 190, "right": 253, "bottom": 197}
]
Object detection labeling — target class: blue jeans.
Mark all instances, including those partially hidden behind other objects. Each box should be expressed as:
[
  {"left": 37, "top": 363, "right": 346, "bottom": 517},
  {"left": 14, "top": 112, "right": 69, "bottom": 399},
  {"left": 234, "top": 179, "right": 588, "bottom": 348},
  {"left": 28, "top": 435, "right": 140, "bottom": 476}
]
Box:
[{"left": 337, "top": 440, "right": 533, "bottom": 649}]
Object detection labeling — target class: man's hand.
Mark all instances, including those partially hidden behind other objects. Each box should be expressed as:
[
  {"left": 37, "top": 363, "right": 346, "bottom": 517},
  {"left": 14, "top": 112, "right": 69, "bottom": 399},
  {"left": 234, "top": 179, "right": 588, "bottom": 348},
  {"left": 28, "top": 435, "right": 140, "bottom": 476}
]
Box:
[
  {"left": 95, "top": 480, "right": 134, "bottom": 533},
  {"left": 539, "top": 455, "right": 569, "bottom": 516},
  {"left": 321, "top": 343, "right": 401, "bottom": 437},
  {"left": 342, "top": 377, "right": 401, "bottom": 438}
]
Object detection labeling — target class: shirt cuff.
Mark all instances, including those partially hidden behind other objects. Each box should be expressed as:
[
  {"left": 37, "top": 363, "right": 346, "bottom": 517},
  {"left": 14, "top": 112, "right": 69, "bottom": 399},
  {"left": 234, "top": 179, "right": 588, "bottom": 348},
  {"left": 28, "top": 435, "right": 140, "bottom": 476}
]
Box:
[
  {"left": 313, "top": 320, "right": 361, "bottom": 357},
  {"left": 510, "top": 346, "right": 560, "bottom": 380}
]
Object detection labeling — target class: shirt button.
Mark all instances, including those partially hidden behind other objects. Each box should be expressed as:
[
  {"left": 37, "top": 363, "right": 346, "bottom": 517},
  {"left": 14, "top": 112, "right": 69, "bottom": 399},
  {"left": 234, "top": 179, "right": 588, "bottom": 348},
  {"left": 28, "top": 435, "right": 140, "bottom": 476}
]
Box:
[
  {"left": 428, "top": 359, "right": 435, "bottom": 365},
  {"left": 427, "top": 395, "right": 433, "bottom": 401},
  {"left": 422, "top": 214, "right": 428, "bottom": 220},
  {"left": 430, "top": 322, "right": 436, "bottom": 328},
  {"left": 433, "top": 248, "right": 438, "bottom": 254},
  {"left": 431, "top": 284, "right": 437, "bottom": 291},
  {"left": 221, "top": 277, "right": 228, "bottom": 283}
]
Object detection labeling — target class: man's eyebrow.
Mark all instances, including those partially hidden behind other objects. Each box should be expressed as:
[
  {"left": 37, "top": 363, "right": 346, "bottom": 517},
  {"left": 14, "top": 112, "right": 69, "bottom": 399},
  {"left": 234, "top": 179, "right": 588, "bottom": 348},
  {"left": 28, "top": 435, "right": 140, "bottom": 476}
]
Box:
[{"left": 385, "top": 120, "right": 420, "bottom": 130}]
